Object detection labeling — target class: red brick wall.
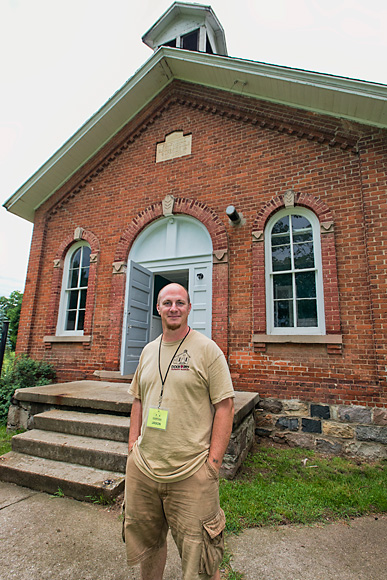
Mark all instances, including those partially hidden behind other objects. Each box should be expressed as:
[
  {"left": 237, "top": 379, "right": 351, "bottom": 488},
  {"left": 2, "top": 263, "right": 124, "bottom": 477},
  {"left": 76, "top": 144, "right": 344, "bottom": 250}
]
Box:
[{"left": 16, "top": 81, "right": 387, "bottom": 406}]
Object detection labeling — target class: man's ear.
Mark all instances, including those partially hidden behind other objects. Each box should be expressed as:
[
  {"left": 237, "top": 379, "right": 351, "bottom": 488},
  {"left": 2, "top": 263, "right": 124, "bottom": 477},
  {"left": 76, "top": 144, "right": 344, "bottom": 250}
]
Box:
[{"left": 156, "top": 302, "right": 161, "bottom": 315}]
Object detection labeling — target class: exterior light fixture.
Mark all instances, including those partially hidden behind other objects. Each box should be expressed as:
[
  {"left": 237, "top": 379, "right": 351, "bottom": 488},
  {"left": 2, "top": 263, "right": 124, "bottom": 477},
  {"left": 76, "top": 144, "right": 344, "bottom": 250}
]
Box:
[{"left": 226, "top": 205, "right": 241, "bottom": 224}]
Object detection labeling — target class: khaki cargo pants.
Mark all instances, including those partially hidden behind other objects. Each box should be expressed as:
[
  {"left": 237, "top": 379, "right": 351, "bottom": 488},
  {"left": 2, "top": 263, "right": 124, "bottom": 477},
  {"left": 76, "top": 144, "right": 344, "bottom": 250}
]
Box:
[{"left": 123, "top": 454, "right": 225, "bottom": 579}]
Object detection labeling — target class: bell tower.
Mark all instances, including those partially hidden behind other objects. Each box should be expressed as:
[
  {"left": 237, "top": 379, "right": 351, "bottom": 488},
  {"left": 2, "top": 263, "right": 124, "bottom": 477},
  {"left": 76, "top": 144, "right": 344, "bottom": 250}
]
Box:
[{"left": 142, "top": 2, "right": 228, "bottom": 56}]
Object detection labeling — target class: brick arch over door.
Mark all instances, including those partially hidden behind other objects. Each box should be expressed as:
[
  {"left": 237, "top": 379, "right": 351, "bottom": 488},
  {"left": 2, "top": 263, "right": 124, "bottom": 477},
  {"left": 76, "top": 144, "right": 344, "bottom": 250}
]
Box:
[
  {"left": 252, "top": 192, "right": 340, "bottom": 335},
  {"left": 45, "top": 227, "right": 100, "bottom": 337},
  {"left": 105, "top": 198, "right": 229, "bottom": 371}
]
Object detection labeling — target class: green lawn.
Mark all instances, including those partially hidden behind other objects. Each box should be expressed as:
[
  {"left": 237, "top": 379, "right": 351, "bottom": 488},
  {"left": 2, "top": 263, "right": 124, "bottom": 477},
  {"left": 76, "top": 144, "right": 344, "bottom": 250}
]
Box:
[
  {"left": 220, "top": 443, "right": 387, "bottom": 533},
  {"left": 0, "top": 423, "right": 24, "bottom": 455}
]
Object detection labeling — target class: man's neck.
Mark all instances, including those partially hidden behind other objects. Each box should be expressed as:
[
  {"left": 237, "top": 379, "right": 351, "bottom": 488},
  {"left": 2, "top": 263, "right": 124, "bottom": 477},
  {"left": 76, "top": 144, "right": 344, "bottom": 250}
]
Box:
[{"left": 162, "top": 325, "right": 190, "bottom": 343}]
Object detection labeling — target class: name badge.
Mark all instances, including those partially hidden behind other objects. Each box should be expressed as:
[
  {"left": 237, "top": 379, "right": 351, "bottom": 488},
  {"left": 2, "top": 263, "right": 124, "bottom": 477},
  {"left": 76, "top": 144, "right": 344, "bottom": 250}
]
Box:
[{"left": 147, "top": 407, "right": 169, "bottom": 430}]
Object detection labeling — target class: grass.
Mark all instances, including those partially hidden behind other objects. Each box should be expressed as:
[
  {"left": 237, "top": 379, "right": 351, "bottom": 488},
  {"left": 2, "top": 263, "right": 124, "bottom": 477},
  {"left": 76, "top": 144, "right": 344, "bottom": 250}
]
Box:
[
  {"left": 220, "top": 547, "right": 244, "bottom": 580},
  {"left": 0, "top": 423, "right": 25, "bottom": 455},
  {"left": 86, "top": 493, "right": 116, "bottom": 506},
  {"left": 220, "top": 443, "right": 387, "bottom": 534}
]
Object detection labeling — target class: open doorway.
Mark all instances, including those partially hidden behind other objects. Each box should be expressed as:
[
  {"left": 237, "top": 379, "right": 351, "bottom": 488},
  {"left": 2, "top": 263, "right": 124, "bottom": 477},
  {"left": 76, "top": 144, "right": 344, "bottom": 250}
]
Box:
[
  {"left": 121, "top": 215, "right": 213, "bottom": 375},
  {"left": 150, "top": 270, "right": 189, "bottom": 340}
]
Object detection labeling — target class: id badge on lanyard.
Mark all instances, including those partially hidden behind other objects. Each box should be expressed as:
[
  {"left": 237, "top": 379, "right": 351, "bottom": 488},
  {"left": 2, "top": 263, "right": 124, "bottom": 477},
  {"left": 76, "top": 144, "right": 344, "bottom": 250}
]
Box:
[{"left": 147, "top": 407, "right": 169, "bottom": 430}]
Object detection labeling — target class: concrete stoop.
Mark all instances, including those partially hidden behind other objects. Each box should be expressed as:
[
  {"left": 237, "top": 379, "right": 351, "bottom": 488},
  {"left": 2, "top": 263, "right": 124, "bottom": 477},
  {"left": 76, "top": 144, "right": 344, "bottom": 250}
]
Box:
[
  {"left": 0, "top": 408, "right": 129, "bottom": 501},
  {"left": 1, "top": 381, "right": 259, "bottom": 502}
]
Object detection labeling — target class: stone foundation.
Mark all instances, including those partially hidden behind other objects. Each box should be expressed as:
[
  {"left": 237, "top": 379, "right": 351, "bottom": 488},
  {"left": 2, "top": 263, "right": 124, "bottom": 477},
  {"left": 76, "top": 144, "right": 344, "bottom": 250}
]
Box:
[
  {"left": 256, "top": 398, "right": 387, "bottom": 460},
  {"left": 221, "top": 413, "right": 255, "bottom": 479}
]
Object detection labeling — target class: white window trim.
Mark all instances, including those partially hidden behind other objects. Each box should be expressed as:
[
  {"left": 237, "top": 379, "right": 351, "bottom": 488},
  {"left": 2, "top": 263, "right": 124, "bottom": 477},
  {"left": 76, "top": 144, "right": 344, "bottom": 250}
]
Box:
[
  {"left": 56, "top": 241, "right": 90, "bottom": 337},
  {"left": 265, "top": 207, "right": 326, "bottom": 335}
]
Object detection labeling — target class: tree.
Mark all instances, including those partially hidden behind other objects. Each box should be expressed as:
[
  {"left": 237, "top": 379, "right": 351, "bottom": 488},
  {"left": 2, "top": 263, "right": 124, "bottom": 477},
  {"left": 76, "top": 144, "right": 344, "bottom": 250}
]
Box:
[{"left": 0, "top": 291, "right": 23, "bottom": 351}]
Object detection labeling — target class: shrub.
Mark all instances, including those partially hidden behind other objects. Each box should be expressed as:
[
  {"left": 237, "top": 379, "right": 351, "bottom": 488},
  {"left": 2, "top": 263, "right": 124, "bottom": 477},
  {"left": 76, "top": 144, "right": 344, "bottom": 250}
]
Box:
[{"left": 0, "top": 356, "right": 56, "bottom": 424}]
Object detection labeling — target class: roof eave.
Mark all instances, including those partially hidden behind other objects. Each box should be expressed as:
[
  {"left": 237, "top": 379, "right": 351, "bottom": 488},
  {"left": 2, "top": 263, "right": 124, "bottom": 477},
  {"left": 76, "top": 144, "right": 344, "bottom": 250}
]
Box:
[{"left": 4, "top": 47, "right": 387, "bottom": 223}]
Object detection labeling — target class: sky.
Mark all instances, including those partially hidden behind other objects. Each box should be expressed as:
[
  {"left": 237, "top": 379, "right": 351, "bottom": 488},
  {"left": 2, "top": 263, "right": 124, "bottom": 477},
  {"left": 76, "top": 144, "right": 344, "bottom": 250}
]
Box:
[{"left": 1, "top": 0, "right": 386, "bottom": 297}]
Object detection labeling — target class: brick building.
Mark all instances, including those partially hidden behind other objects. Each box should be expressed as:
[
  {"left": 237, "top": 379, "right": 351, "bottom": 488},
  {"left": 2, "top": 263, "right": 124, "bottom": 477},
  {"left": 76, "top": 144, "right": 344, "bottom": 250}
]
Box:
[{"left": 4, "top": 3, "right": 387, "bottom": 456}]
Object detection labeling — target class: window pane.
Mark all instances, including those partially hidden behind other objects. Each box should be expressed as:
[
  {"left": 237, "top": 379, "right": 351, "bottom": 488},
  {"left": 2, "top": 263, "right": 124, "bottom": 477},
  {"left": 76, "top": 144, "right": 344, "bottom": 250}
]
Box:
[
  {"left": 68, "top": 290, "right": 79, "bottom": 310},
  {"left": 70, "top": 249, "right": 81, "bottom": 270},
  {"left": 77, "top": 310, "right": 85, "bottom": 331},
  {"left": 293, "top": 230, "right": 313, "bottom": 244},
  {"left": 80, "top": 289, "right": 87, "bottom": 309},
  {"left": 274, "top": 300, "right": 294, "bottom": 327},
  {"left": 291, "top": 215, "right": 311, "bottom": 230},
  {"left": 66, "top": 310, "right": 76, "bottom": 331},
  {"left": 297, "top": 299, "right": 318, "bottom": 327},
  {"left": 272, "top": 216, "right": 289, "bottom": 234},
  {"left": 272, "top": 245, "right": 291, "bottom": 271},
  {"left": 81, "top": 246, "right": 91, "bottom": 267},
  {"left": 273, "top": 273, "right": 293, "bottom": 299},
  {"left": 294, "top": 242, "right": 314, "bottom": 269},
  {"left": 69, "top": 268, "right": 79, "bottom": 288},
  {"left": 80, "top": 267, "right": 89, "bottom": 287},
  {"left": 295, "top": 271, "right": 316, "bottom": 299},
  {"left": 271, "top": 234, "right": 290, "bottom": 247}
]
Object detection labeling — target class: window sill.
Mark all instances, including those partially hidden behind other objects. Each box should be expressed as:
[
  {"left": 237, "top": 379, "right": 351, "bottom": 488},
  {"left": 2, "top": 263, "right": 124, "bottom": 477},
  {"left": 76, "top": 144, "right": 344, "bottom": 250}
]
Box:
[
  {"left": 44, "top": 335, "right": 92, "bottom": 343},
  {"left": 253, "top": 334, "right": 342, "bottom": 344}
]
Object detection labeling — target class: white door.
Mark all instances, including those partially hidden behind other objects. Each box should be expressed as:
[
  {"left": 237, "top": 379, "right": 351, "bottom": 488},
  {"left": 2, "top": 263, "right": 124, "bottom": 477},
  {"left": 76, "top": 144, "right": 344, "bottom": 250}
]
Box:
[{"left": 121, "top": 261, "right": 152, "bottom": 375}]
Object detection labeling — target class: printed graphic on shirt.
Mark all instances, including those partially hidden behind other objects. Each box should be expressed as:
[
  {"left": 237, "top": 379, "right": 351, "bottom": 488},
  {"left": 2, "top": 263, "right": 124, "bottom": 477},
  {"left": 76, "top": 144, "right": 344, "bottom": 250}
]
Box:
[{"left": 171, "top": 349, "right": 191, "bottom": 371}]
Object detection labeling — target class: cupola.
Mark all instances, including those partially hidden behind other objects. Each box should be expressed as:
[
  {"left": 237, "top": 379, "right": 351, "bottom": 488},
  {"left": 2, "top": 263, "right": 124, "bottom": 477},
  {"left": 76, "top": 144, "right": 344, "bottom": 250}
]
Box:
[{"left": 142, "top": 2, "right": 228, "bottom": 56}]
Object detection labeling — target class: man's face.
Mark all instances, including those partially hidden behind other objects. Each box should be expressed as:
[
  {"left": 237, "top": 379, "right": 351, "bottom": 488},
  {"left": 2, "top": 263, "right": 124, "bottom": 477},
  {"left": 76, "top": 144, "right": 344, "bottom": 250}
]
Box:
[{"left": 157, "top": 284, "right": 191, "bottom": 332}]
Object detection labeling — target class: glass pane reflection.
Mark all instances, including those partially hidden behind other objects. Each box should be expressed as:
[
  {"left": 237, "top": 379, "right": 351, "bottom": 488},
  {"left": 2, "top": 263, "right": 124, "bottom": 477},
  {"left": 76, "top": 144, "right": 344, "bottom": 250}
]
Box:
[
  {"left": 297, "top": 299, "right": 318, "bottom": 327},
  {"left": 274, "top": 300, "right": 294, "bottom": 327},
  {"left": 272, "top": 245, "right": 291, "bottom": 271}
]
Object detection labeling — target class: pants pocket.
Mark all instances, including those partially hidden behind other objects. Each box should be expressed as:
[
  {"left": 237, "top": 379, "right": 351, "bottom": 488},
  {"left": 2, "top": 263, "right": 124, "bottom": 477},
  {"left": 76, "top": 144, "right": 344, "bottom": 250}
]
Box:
[{"left": 199, "top": 508, "right": 226, "bottom": 577}]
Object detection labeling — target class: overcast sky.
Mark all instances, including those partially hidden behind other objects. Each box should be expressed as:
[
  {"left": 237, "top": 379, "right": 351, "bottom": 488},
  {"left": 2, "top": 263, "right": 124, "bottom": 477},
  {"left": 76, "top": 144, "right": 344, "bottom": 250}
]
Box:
[{"left": 1, "top": 0, "right": 386, "bottom": 297}]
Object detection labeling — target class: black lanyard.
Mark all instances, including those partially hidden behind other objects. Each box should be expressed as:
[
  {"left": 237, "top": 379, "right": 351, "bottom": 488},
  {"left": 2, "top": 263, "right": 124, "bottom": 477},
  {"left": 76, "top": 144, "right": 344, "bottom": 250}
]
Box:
[{"left": 157, "top": 327, "right": 190, "bottom": 408}]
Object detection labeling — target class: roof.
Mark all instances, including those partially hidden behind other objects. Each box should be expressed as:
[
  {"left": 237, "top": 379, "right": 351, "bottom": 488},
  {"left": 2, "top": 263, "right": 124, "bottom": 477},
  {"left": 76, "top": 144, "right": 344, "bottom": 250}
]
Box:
[{"left": 4, "top": 47, "right": 387, "bottom": 223}]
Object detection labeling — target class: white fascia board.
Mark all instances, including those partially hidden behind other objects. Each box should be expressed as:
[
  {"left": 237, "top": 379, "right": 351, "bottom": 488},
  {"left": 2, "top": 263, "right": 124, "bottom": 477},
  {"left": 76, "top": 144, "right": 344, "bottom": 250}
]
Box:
[{"left": 170, "top": 49, "right": 387, "bottom": 109}]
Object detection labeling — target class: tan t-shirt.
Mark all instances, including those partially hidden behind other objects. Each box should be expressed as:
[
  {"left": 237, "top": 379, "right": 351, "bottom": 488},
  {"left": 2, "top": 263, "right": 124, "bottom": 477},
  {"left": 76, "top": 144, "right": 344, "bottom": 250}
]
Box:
[{"left": 129, "top": 330, "right": 234, "bottom": 482}]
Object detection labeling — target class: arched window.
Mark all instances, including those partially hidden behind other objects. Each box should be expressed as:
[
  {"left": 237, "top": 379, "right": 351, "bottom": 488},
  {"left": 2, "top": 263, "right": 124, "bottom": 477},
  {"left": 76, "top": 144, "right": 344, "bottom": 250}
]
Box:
[
  {"left": 265, "top": 208, "right": 325, "bottom": 335},
  {"left": 57, "top": 242, "right": 91, "bottom": 335}
]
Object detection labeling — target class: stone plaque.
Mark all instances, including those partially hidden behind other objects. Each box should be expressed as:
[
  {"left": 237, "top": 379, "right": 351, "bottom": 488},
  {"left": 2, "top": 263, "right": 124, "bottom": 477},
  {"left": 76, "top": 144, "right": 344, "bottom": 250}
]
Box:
[{"left": 156, "top": 131, "right": 192, "bottom": 163}]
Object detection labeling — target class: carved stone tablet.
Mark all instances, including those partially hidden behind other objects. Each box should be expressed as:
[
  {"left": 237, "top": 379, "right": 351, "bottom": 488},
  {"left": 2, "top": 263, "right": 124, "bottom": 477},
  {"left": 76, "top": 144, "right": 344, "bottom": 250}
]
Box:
[{"left": 156, "top": 131, "right": 192, "bottom": 163}]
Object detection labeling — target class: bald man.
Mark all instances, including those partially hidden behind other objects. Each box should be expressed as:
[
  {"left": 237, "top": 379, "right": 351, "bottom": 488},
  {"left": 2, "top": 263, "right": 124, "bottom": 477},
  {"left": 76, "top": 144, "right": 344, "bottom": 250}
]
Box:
[{"left": 123, "top": 283, "right": 234, "bottom": 580}]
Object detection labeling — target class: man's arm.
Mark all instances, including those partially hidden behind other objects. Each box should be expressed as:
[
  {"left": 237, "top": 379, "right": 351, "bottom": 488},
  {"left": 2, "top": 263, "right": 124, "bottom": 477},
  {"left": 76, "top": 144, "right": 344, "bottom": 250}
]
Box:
[
  {"left": 128, "top": 397, "right": 142, "bottom": 453},
  {"left": 208, "top": 397, "right": 234, "bottom": 472}
]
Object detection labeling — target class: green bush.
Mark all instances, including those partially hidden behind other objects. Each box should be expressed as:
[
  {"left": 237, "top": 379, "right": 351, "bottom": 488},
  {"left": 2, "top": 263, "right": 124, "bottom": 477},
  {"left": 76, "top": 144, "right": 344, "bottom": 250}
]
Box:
[{"left": 0, "top": 356, "right": 56, "bottom": 423}]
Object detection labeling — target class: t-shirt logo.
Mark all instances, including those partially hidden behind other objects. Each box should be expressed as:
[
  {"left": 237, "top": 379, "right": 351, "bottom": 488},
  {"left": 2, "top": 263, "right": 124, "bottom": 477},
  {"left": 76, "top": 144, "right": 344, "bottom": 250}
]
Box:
[{"left": 171, "top": 349, "right": 191, "bottom": 371}]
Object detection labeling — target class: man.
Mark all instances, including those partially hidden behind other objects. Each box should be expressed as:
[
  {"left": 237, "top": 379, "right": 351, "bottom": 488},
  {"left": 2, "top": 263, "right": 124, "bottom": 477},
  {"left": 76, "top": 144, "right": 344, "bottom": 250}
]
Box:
[{"left": 123, "top": 283, "right": 234, "bottom": 580}]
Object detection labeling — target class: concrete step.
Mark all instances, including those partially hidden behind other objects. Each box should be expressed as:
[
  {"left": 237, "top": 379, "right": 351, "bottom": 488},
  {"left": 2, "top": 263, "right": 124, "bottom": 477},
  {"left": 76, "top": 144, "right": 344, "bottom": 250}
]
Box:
[
  {"left": 0, "top": 451, "right": 124, "bottom": 501},
  {"left": 13, "top": 380, "right": 134, "bottom": 414},
  {"left": 33, "top": 409, "right": 130, "bottom": 442},
  {"left": 12, "top": 430, "right": 128, "bottom": 473}
]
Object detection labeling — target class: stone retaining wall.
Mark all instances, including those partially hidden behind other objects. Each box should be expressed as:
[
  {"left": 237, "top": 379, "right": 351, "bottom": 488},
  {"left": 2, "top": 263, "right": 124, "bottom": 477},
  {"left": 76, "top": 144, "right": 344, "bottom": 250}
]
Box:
[
  {"left": 221, "top": 413, "right": 255, "bottom": 479},
  {"left": 256, "top": 398, "right": 387, "bottom": 460}
]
